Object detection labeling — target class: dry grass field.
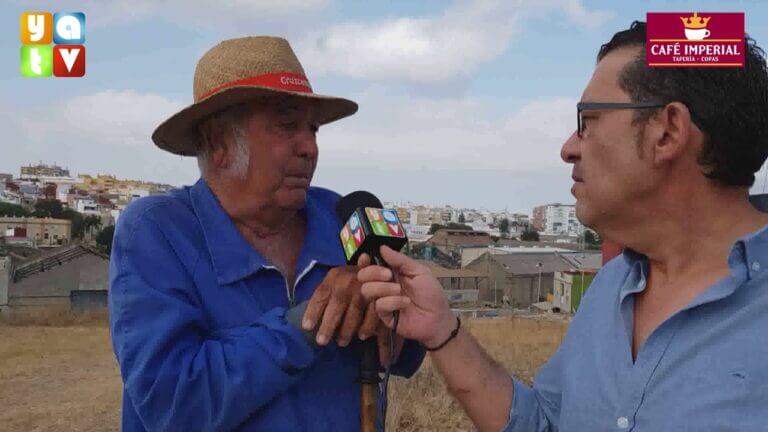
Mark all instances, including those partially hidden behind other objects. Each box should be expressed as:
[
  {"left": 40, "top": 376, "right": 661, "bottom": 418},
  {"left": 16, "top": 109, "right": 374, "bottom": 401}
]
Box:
[{"left": 0, "top": 315, "right": 568, "bottom": 432}]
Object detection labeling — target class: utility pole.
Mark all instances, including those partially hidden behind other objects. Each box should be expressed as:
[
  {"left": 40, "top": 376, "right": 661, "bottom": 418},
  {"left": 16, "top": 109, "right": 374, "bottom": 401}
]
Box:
[
  {"left": 494, "top": 280, "right": 497, "bottom": 306},
  {"left": 486, "top": 251, "right": 490, "bottom": 305},
  {"left": 536, "top": 262, "right": 543, "bottom": 305}
]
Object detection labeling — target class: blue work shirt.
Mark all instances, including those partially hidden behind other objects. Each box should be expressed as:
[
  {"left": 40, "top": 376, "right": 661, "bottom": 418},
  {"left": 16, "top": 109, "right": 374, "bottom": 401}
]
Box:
[
  {"left": 505, "top": 225, "right": 768, "bottom": 431},
  {"left": 109, "top": 179, "right": 424, "bottom": 432}
]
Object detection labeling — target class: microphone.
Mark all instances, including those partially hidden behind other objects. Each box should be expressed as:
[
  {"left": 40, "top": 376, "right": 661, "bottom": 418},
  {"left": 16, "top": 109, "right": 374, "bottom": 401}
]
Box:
[
  {"left": 336, "top": 191, "right": 408, "bottom": 265},
  {"left": 336, "top": 191, "right": 408, "bottom": 432}
]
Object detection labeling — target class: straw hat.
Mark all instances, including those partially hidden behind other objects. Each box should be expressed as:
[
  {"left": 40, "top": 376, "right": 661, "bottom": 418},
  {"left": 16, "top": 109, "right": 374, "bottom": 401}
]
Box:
[{"left": 152, "top": 36, "right": 358, "bottom": 156}]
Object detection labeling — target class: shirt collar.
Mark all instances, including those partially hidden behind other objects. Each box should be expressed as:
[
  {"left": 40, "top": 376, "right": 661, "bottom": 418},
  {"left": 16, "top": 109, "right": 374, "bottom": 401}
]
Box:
[
  {"left": 617, "top": 223, "right": 768, "bottom": 307},
  {"left": 618, "top": 250, "right": 648, "bottom": 305},
  {"left": 189, "top": 178, "right": 346, "bottom": 285},
  {"left": 736, "top": 222, "right": 768, "bottom": 280}
]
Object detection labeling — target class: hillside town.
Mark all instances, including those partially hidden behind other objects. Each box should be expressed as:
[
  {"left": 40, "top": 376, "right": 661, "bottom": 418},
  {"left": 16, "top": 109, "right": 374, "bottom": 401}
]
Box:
[{"left": 0, "top": 162, "right": 604, "bottom": 318}]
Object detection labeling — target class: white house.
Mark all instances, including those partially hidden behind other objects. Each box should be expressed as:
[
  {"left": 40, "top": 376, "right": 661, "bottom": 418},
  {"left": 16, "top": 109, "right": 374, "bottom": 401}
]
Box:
[{"left": 75, "top": 198, "right": 99, "bottom": 215}]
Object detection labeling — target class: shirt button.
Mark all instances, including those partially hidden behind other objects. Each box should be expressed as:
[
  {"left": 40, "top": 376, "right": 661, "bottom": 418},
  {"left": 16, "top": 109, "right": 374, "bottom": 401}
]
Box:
[
  {"left": 617, "top": 416, "right": 630, "bottom": 429},
  {"left": 752, "top": 261, "right": 761, "bottom": 272}
]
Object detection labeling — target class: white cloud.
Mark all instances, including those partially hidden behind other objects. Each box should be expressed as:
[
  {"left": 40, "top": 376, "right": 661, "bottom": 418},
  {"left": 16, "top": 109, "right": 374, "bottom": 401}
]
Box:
[
  {"left": 501, "top": 98, "right": 575, "bottom": 168},
  {"left": 22, "top": 90, "right": 184, "bottom": 147},
  {"left": 316, "top": 87, "right": 574, "bottom": 171},
  {"left": 20, "top": 87, "right": 573, "bottom": 175},
  {"left": 12, "top": 90, "right": 198, "bottom": 185},
  {"left": 299, "top": 0, "right": 614, "bottom": 84},
  {"left": 14, "top": 0, "right": 329, "bottom": 29},
  {"left": 310, "top": 90, "right": 577, "bottom": 210},
  {"left": 558, "top": 0, "right": 615, "bottom": 29}
]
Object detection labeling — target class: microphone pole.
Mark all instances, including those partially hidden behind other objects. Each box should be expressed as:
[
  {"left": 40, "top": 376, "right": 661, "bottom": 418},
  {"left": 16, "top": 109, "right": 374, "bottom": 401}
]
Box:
[
  {"left": 361, "top": 254, "right": 399, "bottom": 432},
  {"left": 359, "top": 334, "right": 380, "bottom": 432},
  {"left": 359, "top": 252, "right": 395, "bottom": 432}
]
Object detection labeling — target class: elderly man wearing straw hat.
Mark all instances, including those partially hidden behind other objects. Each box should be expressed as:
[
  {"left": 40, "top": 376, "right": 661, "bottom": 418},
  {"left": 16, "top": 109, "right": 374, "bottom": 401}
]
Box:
[{"left": 108, "top": 36, "right": 424, "bottom": 432}]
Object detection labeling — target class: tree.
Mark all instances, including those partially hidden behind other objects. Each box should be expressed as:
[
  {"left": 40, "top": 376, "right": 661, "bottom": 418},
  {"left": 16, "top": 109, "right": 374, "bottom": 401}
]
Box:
[
  {"left": 520, "top": 230, "right": 540, "bottom": 241},
  {"left": 61, "top": 208, "right": 85, "bottom": 239},
  {"left": 499, "top": 218, "right": 510, "bottom": 238},
  {"left": 42, "top": 183, "right": 57, "bottom": 200},
  {"left": 83, "top": 215, "right": 102, "bottom": 239},
  {"left": 428, "top": 223, "right": 444, "bottom": 235},
  {"left": 583, "top": 229, "right": 602, "bottom": 249},
  {"left": 459, "top": 212, "right": 466, "bottom": 223},
  {"left": 33, "top": 199, "right": 64, "bottom": 218},
  {"left": 96, "top": 225, "right": 116, "bottom": 254},
  {"left": 0, "top": 203, "right": 31, "bottom": 217}
]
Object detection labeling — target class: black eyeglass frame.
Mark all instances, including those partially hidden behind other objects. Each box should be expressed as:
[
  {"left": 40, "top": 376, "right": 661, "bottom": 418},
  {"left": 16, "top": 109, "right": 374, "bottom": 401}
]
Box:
[{"left": 577, "top": 102, "right": 666, "bottom": 138}]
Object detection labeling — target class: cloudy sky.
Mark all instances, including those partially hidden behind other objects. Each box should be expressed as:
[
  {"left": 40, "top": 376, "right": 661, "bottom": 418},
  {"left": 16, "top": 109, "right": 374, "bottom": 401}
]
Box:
[{"left": 3, "top": 0, "right": 768, "bottom": 213}]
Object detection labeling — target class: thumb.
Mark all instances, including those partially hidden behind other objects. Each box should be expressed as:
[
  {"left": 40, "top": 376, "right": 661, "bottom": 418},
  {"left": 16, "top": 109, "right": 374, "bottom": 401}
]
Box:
[{"left": 379, "top": 245, "right": 421, "bottom": 276}]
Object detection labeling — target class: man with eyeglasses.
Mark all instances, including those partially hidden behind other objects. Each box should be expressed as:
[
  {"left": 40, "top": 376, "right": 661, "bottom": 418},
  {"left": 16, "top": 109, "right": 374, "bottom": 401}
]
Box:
[{"left": 356, "top": 21, "right": 768, "bottom": 431}]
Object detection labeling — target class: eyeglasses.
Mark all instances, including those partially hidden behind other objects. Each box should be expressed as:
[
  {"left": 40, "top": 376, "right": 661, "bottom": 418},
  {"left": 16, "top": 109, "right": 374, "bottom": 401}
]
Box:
[{"left": 577, "top": 102, "right": 666, "bottom": 138}]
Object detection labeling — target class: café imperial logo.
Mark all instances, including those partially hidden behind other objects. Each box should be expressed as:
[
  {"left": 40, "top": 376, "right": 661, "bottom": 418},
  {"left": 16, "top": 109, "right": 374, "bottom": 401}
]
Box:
[{"left": 647, "top": 12, "right": 745, "bottom": 67}]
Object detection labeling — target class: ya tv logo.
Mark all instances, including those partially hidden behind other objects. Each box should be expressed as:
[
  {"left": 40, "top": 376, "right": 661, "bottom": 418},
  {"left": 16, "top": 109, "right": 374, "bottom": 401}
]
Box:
[{"left": 20, "top": 12, "right": 86, "bottom": 77}]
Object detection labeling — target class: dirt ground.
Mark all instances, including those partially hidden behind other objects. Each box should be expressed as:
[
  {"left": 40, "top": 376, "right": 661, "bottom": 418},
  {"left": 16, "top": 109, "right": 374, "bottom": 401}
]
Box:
[
  {"left": 0, "top": 316, "right": 567, "bottom": 431},
  {"left": 0, "top": 324, "right": 121, "bottom": 432}
]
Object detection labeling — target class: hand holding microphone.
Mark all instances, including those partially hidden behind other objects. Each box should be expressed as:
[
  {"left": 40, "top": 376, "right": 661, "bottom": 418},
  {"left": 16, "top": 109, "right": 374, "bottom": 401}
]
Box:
[
  {"left": 335, "top": 190, "right": 458, "bottom": 349},
  {"left": 357, "top": 245, "right": 457, "bottom": 350}
]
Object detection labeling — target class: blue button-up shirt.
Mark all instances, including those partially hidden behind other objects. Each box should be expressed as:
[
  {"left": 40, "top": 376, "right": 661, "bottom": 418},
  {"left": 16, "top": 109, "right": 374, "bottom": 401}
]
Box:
[
  {"left": 109, "top": 179, "right": 424, "bottom": 432},
  {"left": 505, "top": 225, "right": 768, "bottom": 431}
]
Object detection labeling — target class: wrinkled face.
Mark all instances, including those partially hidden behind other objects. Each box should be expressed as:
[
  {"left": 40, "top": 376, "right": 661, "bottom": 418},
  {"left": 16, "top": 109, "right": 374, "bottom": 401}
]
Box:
[
  {"left": 238, "top": 97, "right": 320, "bottom": 211},
  {"left": 561, "top": 47, "right": 656, "bottom": 231}
]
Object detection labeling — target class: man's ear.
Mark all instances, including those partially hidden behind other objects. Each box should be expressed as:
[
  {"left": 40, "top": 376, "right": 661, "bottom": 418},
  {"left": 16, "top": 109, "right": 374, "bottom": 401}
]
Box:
[
  {"left": 649, "top": 102, "right": 694, "bottom": 165},
  {"left": 203, "top": 119, "right": 231, "bottom": 170}
]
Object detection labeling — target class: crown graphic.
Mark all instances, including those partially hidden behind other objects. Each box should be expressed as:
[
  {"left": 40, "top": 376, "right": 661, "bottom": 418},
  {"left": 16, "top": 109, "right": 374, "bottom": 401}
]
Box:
[{"left": 680, "top": 12, "right": 711, "bottom": 29}]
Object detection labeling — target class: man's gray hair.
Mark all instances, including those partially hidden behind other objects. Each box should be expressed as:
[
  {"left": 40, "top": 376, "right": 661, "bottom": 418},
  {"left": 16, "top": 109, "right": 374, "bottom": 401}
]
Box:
[{"left": 197, "top": 103, "right": 252, "bottom": 179}]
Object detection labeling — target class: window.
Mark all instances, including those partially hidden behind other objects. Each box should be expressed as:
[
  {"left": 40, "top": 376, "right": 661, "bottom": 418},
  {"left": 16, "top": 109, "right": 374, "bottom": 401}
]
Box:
[{"left": 44, "top": 233, "right": 49, "bottom": 239}]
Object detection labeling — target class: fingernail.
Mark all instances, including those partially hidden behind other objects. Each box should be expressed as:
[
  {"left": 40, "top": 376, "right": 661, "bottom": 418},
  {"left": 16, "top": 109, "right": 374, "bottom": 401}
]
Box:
[
  {"left": 302, "top": 319, "right": 312, "bottom": 330},
  {"left": 359, "top": 333, "right": 368, "bottom": 340},
  {"left": 317, "top": 334, "right": 328, "bottom": 345},
  {"left": 338, "top": 338, "right": 349, "bottom": 347}
]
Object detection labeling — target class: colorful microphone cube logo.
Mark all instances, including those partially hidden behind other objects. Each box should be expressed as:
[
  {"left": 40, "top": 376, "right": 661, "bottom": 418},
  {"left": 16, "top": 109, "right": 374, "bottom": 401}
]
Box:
[
  {"left": 20, "top": 11, "right": 86, "bottom": 77},
  {"left": 341, "top": 213, "right": 366, "bottom": 261},
  {"left": 366, "top": 208, "right": 405, "bottom": 238}
]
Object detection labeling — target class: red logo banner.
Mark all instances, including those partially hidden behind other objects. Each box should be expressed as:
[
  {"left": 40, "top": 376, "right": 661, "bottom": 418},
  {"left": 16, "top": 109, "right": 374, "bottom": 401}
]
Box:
[{"left": 647, "top": 12, "right": 744, "bottom": 67}]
